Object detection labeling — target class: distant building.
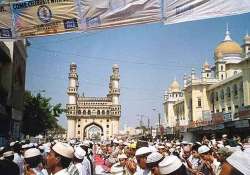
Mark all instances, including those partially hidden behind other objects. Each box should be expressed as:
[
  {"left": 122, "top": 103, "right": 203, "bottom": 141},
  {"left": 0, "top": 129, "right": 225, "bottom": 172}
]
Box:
[
  {"left": 66, "top": 63, "right": 121, "bottom": 140},
  {"left": 163, "top": 28, "right": 250, "bottom": 138},
  {"left": 0, "top": 40, "right": 27, "bottom": 145}
]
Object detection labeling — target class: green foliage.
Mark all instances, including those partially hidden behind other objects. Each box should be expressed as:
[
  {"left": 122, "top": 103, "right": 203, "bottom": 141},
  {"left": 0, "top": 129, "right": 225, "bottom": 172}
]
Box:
[{"left": 22, "top": 91, "right": 64, "bottom": 136}]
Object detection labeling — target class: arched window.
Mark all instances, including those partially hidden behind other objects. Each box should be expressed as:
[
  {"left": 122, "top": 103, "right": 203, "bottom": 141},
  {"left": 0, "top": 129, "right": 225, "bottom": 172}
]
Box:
[
  {"left": 221, "top": 65, "right": 223, "bottom": 71},
  {"left": 102, "top": 110, "right": 105, "bottom": 115},
  {"left": 107, "top": 110, "right": 110, "bottom": 115},
  {"left": 233, "top": 84, "right": 238, "bottom": 96},
  {"left": 97, "top": 110, "right": 100, "bottom": 115},
  {"left": 83, "top": 110, "right": 86, "bottom": 115},
  {"left": 226, "top": 87, "right": 231, "bottom": 98},
  {"left": 197, "top": 98, "right": 201, "bottom": 107},
  {"left": 215, "top": 92, "right": 219, "bottom": 101},
  {"left": 221, "top": 74, "right": 223, "bottom": 80},
  {"left": 220, "top": 89, "right": 224, "bottom": 100},
  {"left": 88, "top": 110, "right": 91, "bottom": 115},
  {"left": 78, "top": 110, "right": 81, "bottom": 115}
]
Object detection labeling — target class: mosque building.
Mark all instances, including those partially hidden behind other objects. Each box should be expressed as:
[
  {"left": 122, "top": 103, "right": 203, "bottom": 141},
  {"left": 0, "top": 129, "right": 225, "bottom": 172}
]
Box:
[
  {"left": 163, "top": 27, "right": 250, "bottom": 138},
  {"left": 66, "top": 64, "right": 121, "bottom": 140}
]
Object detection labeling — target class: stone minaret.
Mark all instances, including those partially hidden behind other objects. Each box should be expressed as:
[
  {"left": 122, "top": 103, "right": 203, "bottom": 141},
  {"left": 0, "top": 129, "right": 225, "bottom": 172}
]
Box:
[
  {"left": 67, "top": 63, "right": 78, "bottom": 139},
  {"left": 243, "top": 32, "right": 250, "bottom": 57}
]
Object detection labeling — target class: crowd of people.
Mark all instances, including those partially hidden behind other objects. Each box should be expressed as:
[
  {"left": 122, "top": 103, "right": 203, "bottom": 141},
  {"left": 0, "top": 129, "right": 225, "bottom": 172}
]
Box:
[{"left": 0, "top": 134, "right": 250, "bottom": 175}]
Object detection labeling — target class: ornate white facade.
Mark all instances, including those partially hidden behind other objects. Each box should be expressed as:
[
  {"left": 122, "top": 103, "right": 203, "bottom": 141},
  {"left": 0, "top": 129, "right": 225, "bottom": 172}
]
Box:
[
  {"left": 66, "top": 64, "right": 121, "bottom": 140},
  {"left": 163, "top": 27, "right": 250, "bottom": 133}
]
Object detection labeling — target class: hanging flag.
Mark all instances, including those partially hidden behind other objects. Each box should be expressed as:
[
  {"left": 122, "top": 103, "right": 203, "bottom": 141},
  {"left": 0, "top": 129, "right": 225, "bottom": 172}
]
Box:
[
  {"left": 12, "top": 0, "right": 80, "bottom": 38},
  {"left": 163, "top": 0, "right": 250, "bottom": 24},
  {"left": 0, "top": 4, "right": 13, "bottom": 38},
  {"left": 80, "top": 0, "right": 161, "bottom": 31}
]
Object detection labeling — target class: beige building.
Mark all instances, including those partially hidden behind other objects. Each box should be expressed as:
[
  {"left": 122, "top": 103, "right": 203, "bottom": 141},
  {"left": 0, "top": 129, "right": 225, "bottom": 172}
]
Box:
[
  {"left": 66, "top": 63, "right": 121, "bottom": 140},
  {"left": 164, "top": 28, "right": 250, "bottom": 135}
]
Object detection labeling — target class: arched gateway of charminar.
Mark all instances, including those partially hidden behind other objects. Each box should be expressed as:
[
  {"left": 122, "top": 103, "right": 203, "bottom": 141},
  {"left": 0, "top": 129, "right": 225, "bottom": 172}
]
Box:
[{"left": 66, "top": 63, "right": 121, "bottom": 140}]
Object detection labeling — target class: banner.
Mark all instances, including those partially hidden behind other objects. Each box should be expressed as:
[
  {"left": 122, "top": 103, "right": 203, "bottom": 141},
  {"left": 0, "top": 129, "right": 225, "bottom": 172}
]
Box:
[
  {"left": 0, "top": 4, "right": 13, "bottom": 38},
  {"left": 164, "top": 0, "right": 250, "bottom": 24},
  {"left": 80, "top": 0, "right": 161, "bottom": 31},
  {"left": 12, "top": 0, "right": 79, "bottom": 37}
]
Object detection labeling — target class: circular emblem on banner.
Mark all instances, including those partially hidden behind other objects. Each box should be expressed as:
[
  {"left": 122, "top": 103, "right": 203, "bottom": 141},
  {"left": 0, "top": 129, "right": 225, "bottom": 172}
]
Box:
[{"left": 37, "top": 5, "right": 52, "bottom": 23}]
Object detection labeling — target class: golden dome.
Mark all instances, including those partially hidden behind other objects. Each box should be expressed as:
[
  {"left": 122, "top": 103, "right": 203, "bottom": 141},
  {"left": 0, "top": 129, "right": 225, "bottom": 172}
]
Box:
[
  {"left": 170, "top": 80, "right": 180, "bottom": 92},
  {"left": 214, "top": 40, "right": 242, "bottom": 59}
]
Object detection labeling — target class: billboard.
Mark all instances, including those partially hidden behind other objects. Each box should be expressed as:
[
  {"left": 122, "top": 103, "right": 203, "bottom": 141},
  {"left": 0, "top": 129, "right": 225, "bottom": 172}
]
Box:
[
  {"left": 164, "top": 0, "right": 250, "bottom": 24},
  {"left": 0, "top": 4, "right": 13, "bottom": 38},
  {"left": 80, "top": 0, "right": 161, "bottom": 31},
  {"left": 11, "top": 0, "right": 79, "bottom": 37}
]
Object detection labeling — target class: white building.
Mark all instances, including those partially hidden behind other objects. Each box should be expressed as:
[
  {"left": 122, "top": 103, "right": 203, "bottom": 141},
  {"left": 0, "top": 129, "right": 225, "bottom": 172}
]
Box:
[{"left": 66, "top": 63, "right": 121, "bottom": 140}]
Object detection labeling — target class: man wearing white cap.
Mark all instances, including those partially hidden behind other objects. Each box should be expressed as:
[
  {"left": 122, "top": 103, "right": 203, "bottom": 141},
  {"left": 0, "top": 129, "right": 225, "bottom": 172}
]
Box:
[
  {"left": 159, "top": 155, "right": 187, "bottom": 175},
  {"left": 146, "top": 152, "right": 164, "bottom": 175},
  {"left": 13, "top": 142, "right": 25, "bottom": 175},
  {"left": 134, "top": 147, "right": 151, "bottom": 175},
  {"left": 111, "top": 154, "right": 128, "bottom": 175},
  {"left": 1, "top": 150, "right": 20, "bottom": 175},
  {"left": 72, "top": 146, "right": 87, "bottom": 175},
  {"left": 46, "top": 142, "right": 74, "bottom": 175},
  {"left": 24, "top": 148, "right": 48, "bottom": 175},
  {"left": 198, "top": 145, "right": 221, "bottom": 175}
]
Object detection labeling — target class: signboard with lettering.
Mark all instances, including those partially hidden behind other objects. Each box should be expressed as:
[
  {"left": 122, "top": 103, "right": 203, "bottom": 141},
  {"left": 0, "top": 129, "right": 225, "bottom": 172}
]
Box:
[
  {"left": 11, "top": 0, "right": 79, "bottom": 37},
  {"left": 164, "top": 0, "right": 250, "bottom": 24},
  {"left": 235, "top": 120, "right": 249, "bottom": 128},
  {"left": 0, "top": 4, "right": 13, "bottom": 38},
  {"left": 223, "top": 112, "right": 232, "bottom": 122},
  {"left": 80, "top": 0, "right": 160, "bottom": 31},
  {"left": 237, "top": 106, "right": 250, "bottom": 119},
  {"left": 212, "top": 112, "right": 224, "bottom": 125}
]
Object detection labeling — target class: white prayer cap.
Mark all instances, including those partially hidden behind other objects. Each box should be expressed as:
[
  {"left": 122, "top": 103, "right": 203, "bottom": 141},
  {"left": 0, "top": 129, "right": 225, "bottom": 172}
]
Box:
[
  {"left": 33, "top": 143, "right": 38, "bottom": 147},
  {"left": 135, "top": 147, "right": 151, "bottom": 157},
  {"left": 74, "top": 146, "right": 86, "bottom": 160},
  {"left": 146, "top": 152, "right": 163, "bottom": 164},
  {"left": 38, "top": 145, "right": 45, "bottom": 150},
  {"left": 159, "top": 155, "right": 183, "bottom": 174},
  {"left": 198, "top": 145, "right": 210, "bottom": 154},
  {"left": 10, "top": 142, "right": 16, "bottom": 147},
  {"left": 222, "top": 134, "right": 228, "bottom": 138},
  {"left": 81, "top": 140, "right": 90, "bottom": 147},
  {"left": 113, "top": 139, "right": 119, "bottom": 144},
  {"left": 0, "top": 147, "right": 4, "bottom": 152},
  {"left": 149, "top": 145, "right": 157, "bottom": 152},
  {"left": 169, "top": 148, "right": 175, "bottom": 153},
  {"left": 117, "top": 154, "right": 127, "bottom": 159},
  {"left": 118, "top": 140, "right": 123, "bottom": 145},
  {"left": 166, "top": 143, "right": 172, "bottom": 147},
  {"left": 3, "top": 151, "right": 14, "bottom": 158},
  {"left": 110, "top": 164, "right": 124, "bottom": 175},
  {"left": 24, "top": 148, "right": 41, "bottom": 158},
  {"left": 52, "top": 142, "right": 74, "bottom": 159},
  {"left": 227, "top": 151, "right": 250, "bottom": 175},
  {"left": 22, "top": 144, "right": 29, "bottom": 149},
  {"left": 158, "top": 145, "right": 165, "bottom": 149},
  {"left": 181, "top": 141, "right": 188, "bottom": 145}
]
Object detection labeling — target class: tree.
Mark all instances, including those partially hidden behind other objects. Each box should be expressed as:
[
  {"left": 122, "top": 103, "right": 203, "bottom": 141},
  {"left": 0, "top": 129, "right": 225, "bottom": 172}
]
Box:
[{"left": 22, "top": 91, "right": 64, "bottom": 136}]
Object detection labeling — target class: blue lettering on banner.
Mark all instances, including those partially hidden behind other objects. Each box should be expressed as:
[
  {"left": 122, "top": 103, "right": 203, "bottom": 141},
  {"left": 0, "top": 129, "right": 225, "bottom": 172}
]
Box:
[
  {"left": 63, "top": 18, "right": 78, "bottom": 29},
  {"left": 86, "top": 16, "right": 101, "bottom": 27},
  {"left": 0, "top": 28, "right": 12, "bottom": 37},
  {"left": 175, "top": 0, "right": 210, "bottom": 15}
]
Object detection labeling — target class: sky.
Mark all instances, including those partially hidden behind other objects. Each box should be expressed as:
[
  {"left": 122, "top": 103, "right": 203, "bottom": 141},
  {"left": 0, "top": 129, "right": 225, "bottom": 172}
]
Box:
[{"left": 26, "top": 12, "right": 250, "bottom": 129}]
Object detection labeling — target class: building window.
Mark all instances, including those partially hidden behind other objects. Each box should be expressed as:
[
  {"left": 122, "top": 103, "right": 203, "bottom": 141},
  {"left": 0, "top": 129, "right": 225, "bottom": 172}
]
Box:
[
  {"left": 228, "top": 106, "right": 231, "bottom": 111},
  {"left": 234, "top": 71, "right": 237, "bottom": 75},
  {"left": 235, "top": 105, "right": 239, "bottom": 111},
  {"left": 221, "top": 65, "right": 223, "bottom": 71},
  {"left": 220, "top": 89, "right": 224, "bottom": 100},
  {"left": 106, "top": 125, "right": 109, "bottom": 128},
  {"left": 222, "top": 108, "right": 225, "bottom": 112},
  {"left": 216, "top": 109, "right": 219, "bottom": 113},
  {"left": 215, "top": 92, "right": 219, "bottom": 101},
  {"left": 197, "top": 98, "right": 201, "bottom": 108},
  {"left": 233, "top": 84, "right": 238, "bottom": 96},
  {"left": 78, "top": 125, "right": 80, "bottom": 128},
  {"left": 221, "top": 74, "right": 223, "bottom": 80},
  {"left": 88, "top": 110, "right": 91, "bottom": 115},
  {"left": 97, "top": 110, "right": 100, "bottom": 115},
  {"left": 107, "top": 119, "right": 109, "bottom": 122},
  {"left": 83, "top": 110, "right": 86, "bottom": 115},
  {"left": 102, "top": 110, "right": 105, "bottom": 115},
  {"left": 107, "top": 110, "right": 110, "bottom": 115},
  {"left": 78, "top": 131, "right": 80, "bottom": 134},
  {"left": 78, "top": 119, "right": 81, "bottom": 121},
  {"left": 207, "top": 73, "right": 209, "bottom": 77},
  {"left": 226, "top": 87, "right": 231, "bottom": 98},
  {"left": 78, "top": 110, "right": 81, "bottom": 115}
]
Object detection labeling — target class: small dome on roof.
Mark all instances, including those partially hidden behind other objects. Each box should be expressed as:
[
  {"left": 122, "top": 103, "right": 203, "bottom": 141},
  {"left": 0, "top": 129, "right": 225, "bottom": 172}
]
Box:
[{"left": 170, "top": 80, "right": 180, "bottom": 92}]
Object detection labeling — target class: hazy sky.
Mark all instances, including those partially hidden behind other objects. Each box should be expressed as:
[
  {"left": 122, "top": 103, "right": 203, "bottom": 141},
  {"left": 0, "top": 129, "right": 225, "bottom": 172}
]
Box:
[{"left": 26, "top": 13, "right": 250, "bottom": 129}]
